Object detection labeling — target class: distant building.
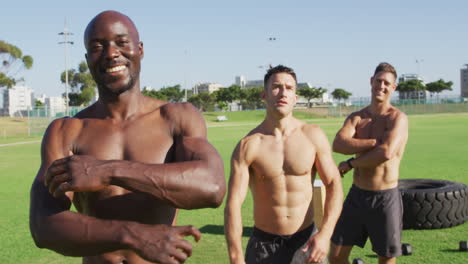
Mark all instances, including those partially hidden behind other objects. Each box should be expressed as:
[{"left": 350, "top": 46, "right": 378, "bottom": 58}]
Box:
[
  {"left": 397, "top": 73, "right": 429, "bottom": 100},
  {"left": 235, "top": 76, "right": 263, "bottom": 88},
  {"left": 193, "top": 83, "right": 223, "bottom": 94},
  {"left": 45, "top": 96, "right": 66, "bottom": 117},
  {"left": 2, "top": 85, "right": 33, "bottom": 117},
  {"left": 461, "top": 65, "right": 468, "bottom": 98}
]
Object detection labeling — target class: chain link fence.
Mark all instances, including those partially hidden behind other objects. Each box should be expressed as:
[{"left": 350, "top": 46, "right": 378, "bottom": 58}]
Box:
[{"left": 0, "top": 96, "right": 467, "bottom": 138}]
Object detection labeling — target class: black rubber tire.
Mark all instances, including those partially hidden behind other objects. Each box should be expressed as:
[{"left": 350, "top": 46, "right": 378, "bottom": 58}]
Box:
[{"left": 398, "top": 179, "right": 468, "bottom": 230}]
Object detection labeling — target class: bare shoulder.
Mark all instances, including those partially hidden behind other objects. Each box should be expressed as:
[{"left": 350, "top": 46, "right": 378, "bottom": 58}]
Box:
[
  {"left": 232, "top": 127, "right": 264, "bottom": 162},
  {"left": 160, "top": 102, "right": 206, "bottom": 137},
  {"left": 301, "top": 122, "right": 326, "bottom": 138},
  {"left": 388, "top": 107, "right": 408, "bottom": 124}
]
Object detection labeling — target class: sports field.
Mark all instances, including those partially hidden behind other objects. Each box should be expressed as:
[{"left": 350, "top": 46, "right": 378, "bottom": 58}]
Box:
[{"left": 0, "top": 112, "right": 467, "bottom": 263}]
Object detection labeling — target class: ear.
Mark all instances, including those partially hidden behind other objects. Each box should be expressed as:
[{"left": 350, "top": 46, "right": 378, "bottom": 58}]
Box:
[
  {"left": 370, "top": 76, "right": 374, "bottom": 85},
  {"left": 139, "top": 41, "right": 144, "bottom": 58},
  {"left": 261, "top": 90, "right": 266, "bottom": 100}
]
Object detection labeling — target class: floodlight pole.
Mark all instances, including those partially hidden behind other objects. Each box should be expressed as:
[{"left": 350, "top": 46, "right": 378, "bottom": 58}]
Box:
[{"left": 59, "top": 21, "right": 74, "bottom": 116}]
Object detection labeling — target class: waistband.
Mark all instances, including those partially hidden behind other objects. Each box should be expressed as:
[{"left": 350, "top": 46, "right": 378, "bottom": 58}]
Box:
[
  {"left": 351, "top": 184, "right": 399, "bottom": 194},
  {"left": 252, "top": 223, "right": 315, "bottom": 241}
]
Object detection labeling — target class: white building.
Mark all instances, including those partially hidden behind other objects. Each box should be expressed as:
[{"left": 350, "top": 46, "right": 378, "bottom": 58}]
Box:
[
  {"left": 193, "top": 83, "right": 223, "bottom": 94},
  {"left": 460, "top": 65, "right": 468, "bottom": 98},
  {"left": 45, "top": 96, "right": 66, "bottom": 117},
  {"left": 398, "top": 73, "right": 429, "bottom": 100},
  {"left": 2, "top": 85, "right": 33, "bottom": 117}
]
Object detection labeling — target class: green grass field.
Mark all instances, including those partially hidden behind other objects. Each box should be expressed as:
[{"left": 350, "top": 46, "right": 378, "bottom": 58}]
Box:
[{"left": 0, "top": 112, "right": 467, "bottom": 263}]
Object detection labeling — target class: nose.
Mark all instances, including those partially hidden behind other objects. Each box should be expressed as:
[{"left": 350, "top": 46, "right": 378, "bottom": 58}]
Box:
[{"left": 104, "top": 43, "right": 120, "bottom": 60}]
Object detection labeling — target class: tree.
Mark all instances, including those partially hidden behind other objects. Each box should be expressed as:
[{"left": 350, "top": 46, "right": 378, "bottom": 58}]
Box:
[
  {"left": 142, "top": 89, "right": 167, "bottom": 100},
  {"left": 61, "top": 61, "right": 97, "bottom": 106},
  {"left": 34, "top": 100, "right": 43, "bottom": 107},
  {"left": 298, "top": 87, "right": 327, "bottom": 108},
  {"left": 0, "top": 40, "right": 33, "bottom": 88},
  {"left": 188, "top": 92, "right": 216, "bottom": 112},
  {"left": 159, "top": 84, "right": 184, "bottom": 103},
  {"left": 213, "top": 85, "right": 241, "bottom": 111},
  {"left": 240, "top": 86, "right": 264, "bottom": 110},
  {"left": 331, "top": 88, "right": 352, "bottom": 103},
  {"left": 397, "top": 79, "right": 425, "bottom": 93},
  {"left": 426, "top": 79, "right": 453, "bottom": 96}
]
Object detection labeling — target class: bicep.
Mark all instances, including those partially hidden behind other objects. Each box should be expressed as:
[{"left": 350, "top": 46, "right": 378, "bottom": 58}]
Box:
[
  {"left": 31, "top": 121, "right": 73, "bottom": 211},
  {"left": 335, "top": 115, "right": 358, "bottom": 140},
  {"left": 314, "top": 130, "right": 341, "bottom": 186},
  {"left": 226, "top": 148, "right": 250, "bottom": 206},
  {"left": 381, "top": 114, "right": 408, "bottom": 153}
]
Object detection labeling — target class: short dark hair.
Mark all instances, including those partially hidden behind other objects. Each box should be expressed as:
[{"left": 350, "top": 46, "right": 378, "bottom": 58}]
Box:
[
  {"left": 264, "top": 65, "right": 297, "bottom": 89},
  {"left": 374, "top": 62, "right": 397, "bottom": 80}
]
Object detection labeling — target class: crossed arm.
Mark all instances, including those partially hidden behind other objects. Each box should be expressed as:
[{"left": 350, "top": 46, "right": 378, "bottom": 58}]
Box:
[
  {"left": 30, "top": 104, "right": 226, "bottom": 263},
  {"left": 334, "top": 111, "right": 408, "bottom": 172}
]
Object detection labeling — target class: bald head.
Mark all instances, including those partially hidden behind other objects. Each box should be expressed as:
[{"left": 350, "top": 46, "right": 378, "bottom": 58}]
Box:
[{"left": 84, "top": 10, "right": 140, "bottom": 47}]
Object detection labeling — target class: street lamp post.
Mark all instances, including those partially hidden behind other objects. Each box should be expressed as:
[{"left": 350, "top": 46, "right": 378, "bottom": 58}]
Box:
[{"left": 58, "top": 21, "right": 74, "bottom": 116}]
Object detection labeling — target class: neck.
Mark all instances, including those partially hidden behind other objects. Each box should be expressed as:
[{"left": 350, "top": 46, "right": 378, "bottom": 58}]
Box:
[
  {"left": 97, "top": 86, "right": 145, "bottom": 121},
  {"left": 369, "top": 98, "right": 392, "bottom": 115},
  {"left": 263, "top": 111, "right": 296, "bottom": 136}
]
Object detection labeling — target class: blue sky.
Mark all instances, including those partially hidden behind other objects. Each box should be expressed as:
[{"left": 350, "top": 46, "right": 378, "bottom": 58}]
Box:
[{"left": 2, "top": 0, "right": 467, "bottom": 97}]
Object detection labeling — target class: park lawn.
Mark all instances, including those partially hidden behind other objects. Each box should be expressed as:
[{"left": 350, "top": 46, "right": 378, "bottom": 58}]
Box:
[{"left": 0, "top": 112, "right": 467, "bottom": 263}]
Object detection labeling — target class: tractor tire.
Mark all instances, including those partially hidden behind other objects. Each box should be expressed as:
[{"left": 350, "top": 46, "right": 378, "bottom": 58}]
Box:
[{"left": 398, "top": 179, "right": 468, "bottom": 229}]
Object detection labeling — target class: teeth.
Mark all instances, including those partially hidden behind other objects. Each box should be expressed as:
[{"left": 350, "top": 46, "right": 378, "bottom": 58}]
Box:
[{"left": 106, "top": 65, "right": 125, "bottom": 73}]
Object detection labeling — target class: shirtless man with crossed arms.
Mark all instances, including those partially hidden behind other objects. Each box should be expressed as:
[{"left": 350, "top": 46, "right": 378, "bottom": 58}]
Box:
[
  {"left": 329, "top": 62, "right": 409, "bottom": 264},
  {"left": 29, "top": 11, "right": 225, "bottom": 264},
  {"left": 225, "top": 65, "right": 343, "bottom": 264}
]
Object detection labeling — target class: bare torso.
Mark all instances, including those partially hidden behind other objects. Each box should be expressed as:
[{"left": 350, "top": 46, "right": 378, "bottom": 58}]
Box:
[
  {"left": 352, "top": 108, "right": 407, "bottom": 190},
  {"left": 245, "top": 120, "right": 317, "bottom": 235},
  {"left": 69, "top": 101, "right": 178, "bottom": 263}
]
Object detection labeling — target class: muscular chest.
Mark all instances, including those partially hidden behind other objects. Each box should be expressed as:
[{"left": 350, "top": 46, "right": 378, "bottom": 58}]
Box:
[
  {"left": 73, "top": 119, "right": 174, "bottom": 164},
  {"left": 355, "top": 117, "right": 388, "bottom": 140},
  {"left": 251, "top": 133, "right": 315, "bottom": 179}
]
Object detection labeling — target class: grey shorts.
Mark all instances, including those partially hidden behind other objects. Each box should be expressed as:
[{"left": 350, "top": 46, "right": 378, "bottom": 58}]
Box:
[
  {"left": 331, "top": 185, "right": 403, "bottom": 258},
  {"left": 245, "top": 223, "right": 326, "bottom": 264}
]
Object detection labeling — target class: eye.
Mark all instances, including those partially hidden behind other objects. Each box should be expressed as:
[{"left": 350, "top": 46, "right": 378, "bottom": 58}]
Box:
[
  {"left": 117, "top": 40, "right": 130, "bottom": 46},
  {"left": 88, "top": 42, "right": 103, "bottom": 52}
]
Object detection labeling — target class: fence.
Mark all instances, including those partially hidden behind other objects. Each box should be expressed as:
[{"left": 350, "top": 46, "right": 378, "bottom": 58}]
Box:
[
  {"left": 0, "top": 96, "right": 467, "bottom": 138},
  {"left": 327, "top": 95, "right": 468, "bottom": 117}
]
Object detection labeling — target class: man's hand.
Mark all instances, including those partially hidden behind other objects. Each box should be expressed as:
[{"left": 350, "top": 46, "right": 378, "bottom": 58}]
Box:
[
  {"left": 338, "top": 161, "right": 352, "bottom": 177},
  {"left": 132, "top": 225, "right": 201, "bottom": 264},
  {"left": 302, "top": 232, "right": 330, "bottom": 263},
  {"left": 45, "top": 155, "right": 110, "bottom": 197}
]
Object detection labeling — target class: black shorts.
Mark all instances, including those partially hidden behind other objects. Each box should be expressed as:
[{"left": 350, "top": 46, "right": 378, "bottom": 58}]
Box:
[
  {"left": 331, "top": 185, "right": 403, "bottom": 258},
  {"left": 245, "top": 223, "right": 326, "bottom": 264}
]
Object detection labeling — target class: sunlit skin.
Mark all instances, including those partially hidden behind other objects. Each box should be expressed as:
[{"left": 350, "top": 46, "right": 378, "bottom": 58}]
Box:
[
  {"left": 225, "top": 71, "right": 343, "bottom": 264},
  {"left": 329, "top": 69, "right": 408, "bottom": 264},
  {"left": 29, "top": 11, "right": 225, "bottom": 264}
]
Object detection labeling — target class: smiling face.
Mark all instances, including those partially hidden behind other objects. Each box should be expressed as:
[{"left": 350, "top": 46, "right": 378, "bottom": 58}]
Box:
[
  {"left": 84, "top": 11, "right": 143, "bottom": 95},
  {"left": 263, "top": 72, "right": 298, "bottom": 117},
  {"left": 370, "top": 71, "right": 397, "bottom": 103}
]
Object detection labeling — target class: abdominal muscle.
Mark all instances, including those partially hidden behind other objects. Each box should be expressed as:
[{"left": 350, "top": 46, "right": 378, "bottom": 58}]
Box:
[
  {"left": 251, "top": 172, "right": 314, "bottom": 236},
  {"left": 75, "top": 185, "right": 177, "bottom": 264}
]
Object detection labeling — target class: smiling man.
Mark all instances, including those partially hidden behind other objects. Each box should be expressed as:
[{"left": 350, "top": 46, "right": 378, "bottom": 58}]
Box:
[
  {"left": 329, "top": 62, "right": 409, "bottom": 264},
  {"left": 224, "top": 65, "right": 343, "bottom": 264},
  {"left": 29, "top": 11, "right": 225, "bottom": 264}
]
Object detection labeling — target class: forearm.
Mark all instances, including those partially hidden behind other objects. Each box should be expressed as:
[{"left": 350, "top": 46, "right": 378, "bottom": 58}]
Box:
[
  {"left": 351, "top": 145, "right": 391, "bottom": 168},
  {"left": 31, "top": 210, "right": 136, "bottom": 257},
  {"left": 317, "top": 179, "right": 343, "bottom": 238},
  {"left": 333, "top": 137, "right": 377, "bottom": 155},
  {"left": 108, "top": 158, "right": 225, "bottom": 209},
  {"left": 224, "top": 206, "right": 245, "bottom": 264}
]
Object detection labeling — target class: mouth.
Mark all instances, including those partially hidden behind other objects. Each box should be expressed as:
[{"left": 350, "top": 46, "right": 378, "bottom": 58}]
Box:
[
  {"left": 105, "top": 65, "right": 126, "bottom": 73},
  {"left": 276, "top": 100, "right": 288, "bottom": 105}
]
